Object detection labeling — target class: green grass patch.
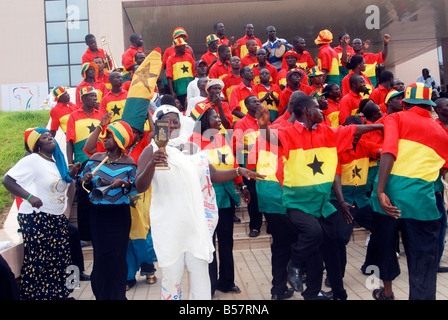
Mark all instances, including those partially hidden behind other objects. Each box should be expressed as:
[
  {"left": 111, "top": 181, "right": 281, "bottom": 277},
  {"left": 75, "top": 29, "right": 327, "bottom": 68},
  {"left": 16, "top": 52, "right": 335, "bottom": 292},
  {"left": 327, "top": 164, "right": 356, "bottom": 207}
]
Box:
[{"left": 0, "top": 110, "right": 51, "bottom": 212}]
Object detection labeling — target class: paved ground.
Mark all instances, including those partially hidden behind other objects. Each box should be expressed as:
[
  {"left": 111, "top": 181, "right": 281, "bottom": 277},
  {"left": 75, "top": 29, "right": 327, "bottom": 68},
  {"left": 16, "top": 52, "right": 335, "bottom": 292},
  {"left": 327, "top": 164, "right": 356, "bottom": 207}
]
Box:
[{"left": 70, "top": 237, "right": 448, "bottom": 301}]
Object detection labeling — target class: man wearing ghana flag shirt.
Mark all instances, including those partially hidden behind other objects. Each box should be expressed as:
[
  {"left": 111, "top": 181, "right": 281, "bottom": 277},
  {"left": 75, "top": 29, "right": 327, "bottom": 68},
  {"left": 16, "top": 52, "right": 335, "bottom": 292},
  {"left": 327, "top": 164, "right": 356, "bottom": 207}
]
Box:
[
  {"left": 258, "top": 95, "right": 382, "bottom": 300},
  {"left": 280, "top": 36, "right": 315, "bottom": 73},
  {"left": 166, "top": 37, "right": 196, "bottom": 108},
  {"left": 99, "top": 71, "right": 128, "bottom": 122},
  {"left": 350, "top": 34, "right": 390, "bottom": 88},
  {"left": 315, "top": 30, "right": 340, "bottom": 87},
  {"left": 49, "top": 86, "right": 78, "bottom": 137},
  {"left": 252, "top": 92, "right": 302, "bottom": 300},
  {"left": 66, "top": 87, "right": 103, "bottom": 165},
  {"left": 365, "top": 83, "right": 448, "bottom": 300},
  {"left": 233, "top": 95, "right": 263, "bottom": 237},
  {"left": 330, "top": 116, "right": 382, "bottom": 283},
  {"left": 66, "top": 86, "right": 103, "bottom": 241}
]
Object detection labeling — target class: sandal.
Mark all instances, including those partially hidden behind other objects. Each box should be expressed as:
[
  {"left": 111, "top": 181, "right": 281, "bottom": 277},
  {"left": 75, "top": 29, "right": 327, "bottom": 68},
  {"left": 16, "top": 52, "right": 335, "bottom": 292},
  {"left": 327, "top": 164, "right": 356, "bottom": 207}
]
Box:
[
  {"left": 372, "top": 287, "right": 395, "bottom": 300},
  {"left": 146, "top": 274, "right": 157, "bottom": 285}
]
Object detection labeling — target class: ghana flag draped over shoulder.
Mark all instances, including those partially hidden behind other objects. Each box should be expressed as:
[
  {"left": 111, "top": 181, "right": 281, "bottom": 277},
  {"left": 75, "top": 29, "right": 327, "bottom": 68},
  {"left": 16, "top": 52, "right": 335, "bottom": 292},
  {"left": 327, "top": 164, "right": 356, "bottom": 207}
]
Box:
[{"left": 121, "top": 48, "right": 162, "bottom": 132}]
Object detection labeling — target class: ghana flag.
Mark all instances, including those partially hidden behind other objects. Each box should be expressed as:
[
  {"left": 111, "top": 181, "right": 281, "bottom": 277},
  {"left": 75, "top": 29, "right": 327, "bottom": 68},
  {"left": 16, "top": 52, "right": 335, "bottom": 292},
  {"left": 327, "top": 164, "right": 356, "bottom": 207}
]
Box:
[
  {"left": 278, "top": 123, "right": 356, "bottom": 218},
  {"left": 121, "top": 48, "right": 162, "bottom": 133},
  {"left": 370, "top": 106, "right": 448, "bottom": 221}
]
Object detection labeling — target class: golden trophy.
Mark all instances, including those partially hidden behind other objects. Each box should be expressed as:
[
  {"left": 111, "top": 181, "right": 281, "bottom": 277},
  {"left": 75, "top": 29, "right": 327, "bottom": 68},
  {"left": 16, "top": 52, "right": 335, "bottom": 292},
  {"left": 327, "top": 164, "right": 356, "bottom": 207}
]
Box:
[{"left": 154, "top": 119, "right": 170, "bottom": 170}]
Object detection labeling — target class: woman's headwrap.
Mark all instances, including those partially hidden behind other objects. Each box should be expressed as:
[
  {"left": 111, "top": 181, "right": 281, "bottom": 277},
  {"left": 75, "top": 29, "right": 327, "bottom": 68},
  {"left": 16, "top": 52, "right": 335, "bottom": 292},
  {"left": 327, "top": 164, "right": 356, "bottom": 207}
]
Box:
[
  {"left": 99, "top": 120, "right": 134, "bottom": 152},
  {"left": 24, "top": 127, "right": 72, "bottom": 183},
  {"left": 152, "top": 105, "right": 194, "bottom": 148}
]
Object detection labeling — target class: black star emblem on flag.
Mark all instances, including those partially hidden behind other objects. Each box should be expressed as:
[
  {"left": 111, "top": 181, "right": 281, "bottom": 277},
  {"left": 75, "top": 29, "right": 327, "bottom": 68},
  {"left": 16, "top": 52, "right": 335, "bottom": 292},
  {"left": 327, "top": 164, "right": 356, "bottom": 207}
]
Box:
[
  {"left": 307, "top": 155, "right": 324, "bottom": 175},
  {"left": 129, "top": 194, "right": 141, "bottom": 208},
  {"left": 352, "top": 165, "right": 362, "bottom": 179},
  {"left": 111, "top": 105, "right": 121, "bottom": 115},
  {"left": 265, "top": 96, "right": 274, "bottom": 106},
  {"left": 181, "top": 64, "right": 189, "bottom": 73},
  {"left": 87, "top": 123, "right": 97, "bottom": 133}
]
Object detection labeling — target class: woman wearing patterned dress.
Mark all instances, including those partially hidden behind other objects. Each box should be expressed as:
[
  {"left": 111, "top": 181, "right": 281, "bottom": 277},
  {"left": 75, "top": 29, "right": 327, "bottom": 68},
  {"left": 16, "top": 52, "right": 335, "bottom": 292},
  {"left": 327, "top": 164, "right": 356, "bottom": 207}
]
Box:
[{"left": 2, "top": 127, "right": 80, "bottom": 300}]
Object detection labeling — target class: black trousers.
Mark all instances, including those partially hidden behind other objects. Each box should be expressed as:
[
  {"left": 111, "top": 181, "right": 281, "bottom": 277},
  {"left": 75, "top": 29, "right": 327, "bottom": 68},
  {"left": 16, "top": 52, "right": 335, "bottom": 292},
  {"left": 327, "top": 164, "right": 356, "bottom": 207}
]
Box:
[
  {"left": 68, "top": 223, "right": 85, "bottom": 273},
  {"left": 76, "top": 187, "right": 91, "bottom": 241},
  {"left": 90, "top": 204, "right": 131, "bottom": 300},
  {"left": 209, "top": 206, "right": 236, "bottom": 293},
  {"left": 364, "top": 212, "right": 440, "bottom": 300},
  {"left": 264, "top": 212, "right": 298, "bottom": 295},
  {"left": 244, "top": 177, "right": 262, "bottom": 232},
  {"left": 331, "top": 201, "right": 375, "bottom": 278},
  {"left": 287, "top": 208, "right": 347, "bottom": 300},
  {"left": 76, "top": 161, "right": 91, "bottom": 241}
]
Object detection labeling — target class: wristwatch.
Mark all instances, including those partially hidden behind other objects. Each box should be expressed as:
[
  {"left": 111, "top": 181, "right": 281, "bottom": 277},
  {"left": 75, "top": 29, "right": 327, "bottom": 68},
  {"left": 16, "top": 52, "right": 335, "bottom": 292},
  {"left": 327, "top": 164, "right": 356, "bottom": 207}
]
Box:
[{"left": 239, "top": 185, "right": 248, "bottom": 192}]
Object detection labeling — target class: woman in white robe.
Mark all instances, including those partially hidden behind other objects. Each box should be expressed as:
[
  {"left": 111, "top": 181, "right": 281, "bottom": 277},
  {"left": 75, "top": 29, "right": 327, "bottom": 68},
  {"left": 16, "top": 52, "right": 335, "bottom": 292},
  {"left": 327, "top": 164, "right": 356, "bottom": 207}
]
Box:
[{"left": 135, "top": 105, "right": 263, "bottom": 300}]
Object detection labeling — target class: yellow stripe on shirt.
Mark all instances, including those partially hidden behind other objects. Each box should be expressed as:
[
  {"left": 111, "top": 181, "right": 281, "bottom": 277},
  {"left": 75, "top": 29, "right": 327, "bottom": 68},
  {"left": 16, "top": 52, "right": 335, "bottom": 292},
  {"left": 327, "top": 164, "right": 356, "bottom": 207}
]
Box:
[
  {"left": 390, "top": 139, "right": 445, "bottom": 182},
  {"left": 283, "top": 147, "right": 338, "bottom": 187}
]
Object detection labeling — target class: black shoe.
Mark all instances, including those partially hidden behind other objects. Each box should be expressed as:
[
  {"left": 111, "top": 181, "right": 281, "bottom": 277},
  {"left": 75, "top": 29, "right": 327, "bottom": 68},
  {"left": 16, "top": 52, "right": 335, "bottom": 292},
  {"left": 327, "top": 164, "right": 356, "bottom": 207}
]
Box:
[
  {"left": 249, "top": 229, "right": 259, "bottom": 237},
  {"left": 287, "top": 260, "right": 303, "bottom": 292},
  {"left": 438, "top": 266, "right": 448, "bottom": 273},
  {"left": 271, "top": 287, "right": 294, "bottom": 300},
  {"left": 218, "top": 285, "right": 241, "bottom": 293},
  {"left": 80, "top": 272, "right": 91, "bottom": 281},
  {"left": 233, "top": 214, "right": 241, "bottom": 223}
]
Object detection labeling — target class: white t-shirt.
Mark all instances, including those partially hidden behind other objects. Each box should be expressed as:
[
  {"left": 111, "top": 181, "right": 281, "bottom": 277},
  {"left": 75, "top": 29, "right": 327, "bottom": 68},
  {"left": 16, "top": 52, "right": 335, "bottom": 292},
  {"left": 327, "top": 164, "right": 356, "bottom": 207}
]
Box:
[{"left": 6, "top": 153, "right": 69, "bottom": 215}]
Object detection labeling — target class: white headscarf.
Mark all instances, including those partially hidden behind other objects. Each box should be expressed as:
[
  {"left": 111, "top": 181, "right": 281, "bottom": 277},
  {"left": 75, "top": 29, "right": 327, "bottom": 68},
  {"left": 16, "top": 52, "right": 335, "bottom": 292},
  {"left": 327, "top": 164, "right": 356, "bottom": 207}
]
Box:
[{"left": 152, "top": 105, "right": 195, "bottom": 150}]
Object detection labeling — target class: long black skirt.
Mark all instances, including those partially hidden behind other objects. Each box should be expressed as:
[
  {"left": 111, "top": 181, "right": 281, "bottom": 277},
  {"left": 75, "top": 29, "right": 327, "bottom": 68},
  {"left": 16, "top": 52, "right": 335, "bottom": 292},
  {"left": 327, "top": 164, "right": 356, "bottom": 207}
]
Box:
[
  {"left": 89, "top": 204, "right": 131, "bottom": 300},
  {"left": 17, "top": 212, "right": 71, "bottom": 300}
]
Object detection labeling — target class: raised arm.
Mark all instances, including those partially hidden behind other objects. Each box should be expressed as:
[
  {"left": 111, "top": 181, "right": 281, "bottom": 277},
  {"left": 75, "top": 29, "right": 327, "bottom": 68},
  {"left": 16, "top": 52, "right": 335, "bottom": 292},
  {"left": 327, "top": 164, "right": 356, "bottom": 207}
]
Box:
[
  {"left": 84, "top": 112, "right": 113, "bottom": 156},
  {"left": 353, "top": 123, "right": 383, "bottom": 138},
  {"left": 257, "top": 106, "right": 279, "bottom": 145}
]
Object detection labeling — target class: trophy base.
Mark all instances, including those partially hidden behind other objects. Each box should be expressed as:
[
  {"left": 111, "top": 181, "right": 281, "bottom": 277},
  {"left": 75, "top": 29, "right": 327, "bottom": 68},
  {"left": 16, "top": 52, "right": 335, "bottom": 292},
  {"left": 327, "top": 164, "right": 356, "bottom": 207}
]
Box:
[{"left": 155, "top": 164, "right": 170, "bottom": 170}]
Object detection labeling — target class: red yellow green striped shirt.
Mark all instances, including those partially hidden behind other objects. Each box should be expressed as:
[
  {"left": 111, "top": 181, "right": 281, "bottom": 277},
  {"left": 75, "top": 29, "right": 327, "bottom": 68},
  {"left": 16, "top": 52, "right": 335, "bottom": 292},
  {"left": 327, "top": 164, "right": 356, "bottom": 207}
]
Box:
[
  {"left": 277, "top": 122, "right": 356, "bottom": 218},
  {"left": 371, "top": 107, "right": 448, "bottom": 220}
]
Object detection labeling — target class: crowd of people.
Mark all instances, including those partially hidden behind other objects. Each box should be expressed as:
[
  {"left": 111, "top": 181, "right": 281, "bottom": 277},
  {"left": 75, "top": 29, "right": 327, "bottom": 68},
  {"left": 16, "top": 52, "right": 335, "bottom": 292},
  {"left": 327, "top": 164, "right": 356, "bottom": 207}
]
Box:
[{"left": 1, "top": 21, "right": 448, "bottom": 301}]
